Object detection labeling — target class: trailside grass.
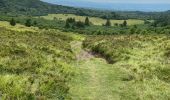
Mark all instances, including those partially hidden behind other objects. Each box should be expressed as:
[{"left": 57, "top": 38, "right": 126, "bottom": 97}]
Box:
[{"left": 83, "top": 34, "right": 170, "bottom": 100}]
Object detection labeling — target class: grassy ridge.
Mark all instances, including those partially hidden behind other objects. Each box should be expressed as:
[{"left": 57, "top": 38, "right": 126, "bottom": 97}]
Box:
[
  {"left": 0, "top": 24, "right": 76, "bottom": 99},
  {"left": 83, "top": 35, "right": 170, "bottom": 99},
  {"left": 40, "top": 14, "right": 144, "bottom": 26}
]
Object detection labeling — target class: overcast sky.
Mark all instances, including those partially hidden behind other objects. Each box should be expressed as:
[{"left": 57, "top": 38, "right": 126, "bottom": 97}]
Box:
[
  {"left": 44, "top": 0, "right": 170, "bottom": 4},
  {"left": 77, "top": 0, "right": 169, "bottom": 4},
  {"left": 42, "top": 0, "right": 170, "bottom": 11}
]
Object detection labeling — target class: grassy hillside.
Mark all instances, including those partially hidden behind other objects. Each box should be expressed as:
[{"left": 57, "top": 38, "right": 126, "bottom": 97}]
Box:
[
  {"left": 0, "top": 0, "right": 78, "bottom": 16},
  {"left": 40, "top": 14, "right": 144, "bottom": 26},
  {"left": 83, "top": 35, "right": 170, "bottom": 99},
  {"left": 0, "top": 22, "right": 79, "bottom": 99},
  {"left": 0, "top": 21, "right": 39, "bottom": 32}
]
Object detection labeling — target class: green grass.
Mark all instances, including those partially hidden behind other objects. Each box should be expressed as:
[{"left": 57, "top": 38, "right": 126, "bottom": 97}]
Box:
[
  {"left": 83, "top": 34, "right": 170, "bottom": 100},
  {"left": 40, "top": 14, "right": 144, "bottom": 26},
  {"left": 1, "top": 20, "right": 170, "bottom": 100},
  {"left": 69, "top": 41, "right": 129, "bottom": 100},
  {"left": 0, "top": 21, "right": 39, "bottom": 32},
  {"left": 0, "top": 22, "right": 78, "bottom": 99}
]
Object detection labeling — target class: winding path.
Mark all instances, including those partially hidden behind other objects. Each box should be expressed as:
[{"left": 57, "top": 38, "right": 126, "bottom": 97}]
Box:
[{"left": 69, "top": 41, "right": 126, "bottom": 100}]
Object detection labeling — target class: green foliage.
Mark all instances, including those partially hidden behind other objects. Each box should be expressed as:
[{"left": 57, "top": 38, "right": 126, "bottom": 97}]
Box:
[
  {"left": 85, "top": 17, "right": 90, "bottom": 26},
  {"left": 153, "top": 12, "right": 170, "bottom": 27},
  {"left": 114, "top": 23, "right": 118, "bottom": 26},
  {"left": 75, "top": 21, "right": 85, "bottom": 28},
  {"left": 33, "top": 20, "right": 37, "bottom": 25},
  {"left": 105, "top": 19, "right": 111, "bottom": 26},
  {"left": 65, "top": 20, "right": 70, "bottom": 28},
  {"left": 123, "top": 20, "right": 127, "bottom": 27},
  {"left": 10, "top": 18, "right": 16, "bottom": 26},
  {"left": 64, "top": 18, "right": 85, "bottom": 29},
  {"left": 25, "top": 19, "right": 32, "bottom": 27}
]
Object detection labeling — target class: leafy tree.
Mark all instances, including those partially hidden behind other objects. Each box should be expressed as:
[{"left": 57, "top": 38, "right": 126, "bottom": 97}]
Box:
[
  {"left": 105, "top": 19, "right": 111, "bottom": 26},
  {"left": 85, "top": 17, "right": 90, "bottom": 26},
  {"left": 114, "top": 23, "right": 118, "bottom": 26},
  {"left": 10, "top": 18, "right": 16, "bottom": 26},
  {"left": 65, "top": 19, "right": 70, "bottom": 28},
  {"left": 66, "top": 18, "right": 75, "bottom": 23},
  {"left": 33, "top": 20, "right": 37, "bottom": 25},
  {"left": 25, "top": 19, "right": 32, "bottom": 27},
  {"left": 75, "top": 21, "right": 85, "bottom": 28},
  {"left": 123, "top": 20, "right": 127, "bottom": 27}
]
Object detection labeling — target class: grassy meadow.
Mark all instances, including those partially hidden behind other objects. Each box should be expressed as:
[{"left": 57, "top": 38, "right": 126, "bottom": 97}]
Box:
[{"left": 40, "top": 14, "right": 144, "bottom": 26}]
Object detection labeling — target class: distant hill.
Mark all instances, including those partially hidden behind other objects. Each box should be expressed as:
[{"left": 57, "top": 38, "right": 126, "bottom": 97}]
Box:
[
  {"left": 0, "top": 0, "right": 167, "bottom": 20},
  {"left": 0, "top": 0, "right": 78, "bottom": 16},
  {"left": 0, "top": 0, "right": 127, "bottom": 19}
]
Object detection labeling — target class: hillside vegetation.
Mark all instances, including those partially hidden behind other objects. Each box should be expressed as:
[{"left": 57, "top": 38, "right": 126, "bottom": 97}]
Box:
[
  {"left": 0, "top": 22, "right": 78, "bottom": 99},
  {"left": 0, "top": 0, "right": 170, "bottom": 99},
  {"left": 83, "top": 35, "right": 170, "bottom": 99}
]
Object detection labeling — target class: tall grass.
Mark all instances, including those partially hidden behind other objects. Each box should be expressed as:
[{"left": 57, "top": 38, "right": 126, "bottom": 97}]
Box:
[
  {"left": 0, "top": 27, "right": 75, "bottom": 99},
  {"left": 83, "top": 34, "right": 170, "bottom": 99}
]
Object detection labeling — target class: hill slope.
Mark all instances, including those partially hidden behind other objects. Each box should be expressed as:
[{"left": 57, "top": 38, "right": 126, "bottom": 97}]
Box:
[
  {"left": 0, "top": 21, "right": 78, "bottom": 99},
  {"left": 0, "top": 0, "right": 161, "bottom": 20},
  {"left": 0, "top": 0, "right": 78, "bottom": 16}
]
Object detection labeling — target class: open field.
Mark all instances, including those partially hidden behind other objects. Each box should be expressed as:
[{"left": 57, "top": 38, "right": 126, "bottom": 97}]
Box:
[{"left": 40, "top": 14, "right": 145, "bottom": 26}]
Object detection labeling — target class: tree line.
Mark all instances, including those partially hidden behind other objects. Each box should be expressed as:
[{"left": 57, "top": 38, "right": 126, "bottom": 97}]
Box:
[
  {"left": 64, "top": 17, "right": 127, "bottom": 28},
  {"left": 9, "top": 18, "right": 37, "bottom": 27}
]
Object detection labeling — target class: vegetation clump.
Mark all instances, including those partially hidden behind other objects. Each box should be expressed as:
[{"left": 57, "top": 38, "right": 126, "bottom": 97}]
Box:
[
  {"left": 25, "top": 19, "right": 32, "bottom": 27},
  {"left": 105, "top": 19, "right": 111, "bottom": 26},
  {"left": 10, "top": 18, "right": 16, "bottom": 26}
]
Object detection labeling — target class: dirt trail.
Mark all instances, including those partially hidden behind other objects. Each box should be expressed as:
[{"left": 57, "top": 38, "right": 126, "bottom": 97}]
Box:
[{"left": 69, "top": 41, "right": 125, "bottom": 100}]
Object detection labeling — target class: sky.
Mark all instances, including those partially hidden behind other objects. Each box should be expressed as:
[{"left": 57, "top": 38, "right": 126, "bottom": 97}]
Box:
[
  {"left": 42, "top": 0, "right": 170, "bottom": 11},
  {"left": 44, "top": 0, "right": 170, "bottom": 4},
  {"left": 75, "top": 0, "right": 170, "bottom": 4}
]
